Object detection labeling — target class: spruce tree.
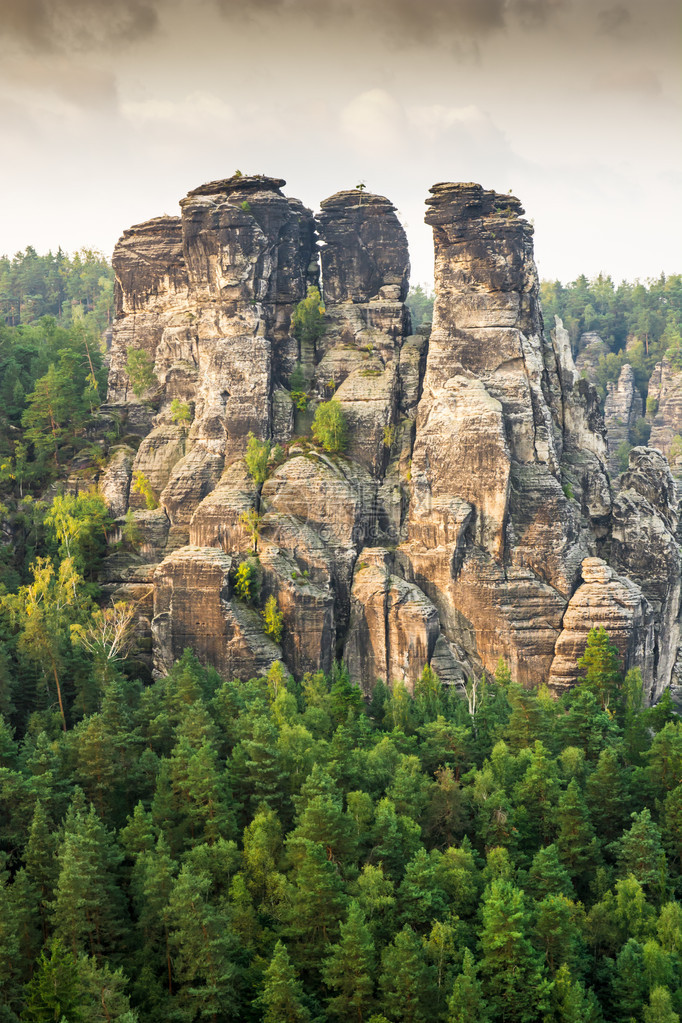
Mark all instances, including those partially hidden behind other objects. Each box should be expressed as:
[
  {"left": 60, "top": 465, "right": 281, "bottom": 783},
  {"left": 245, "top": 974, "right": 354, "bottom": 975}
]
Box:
[
  {"left": 447, "top": 948, "right": 490, "bottom": 1023},
  {"left": 555, "top": 779, "right": 600, "bottom": 892},
  {"left": 378, "top": 924, "right": 433, "bottom": 1023},
  {"left": 259, "top": 940, "right": 310, "bottom": 1023},
  {"left": 22, "top": 939, "right": 83, "bottom": 1023},
  {"left": 479, "top": 879, "right": 550, "bottom": 1023},
  {"left": 51, "top": 801, "right": 125, "bottom": 958},
  {"left": 323, "top": 900, "right": 375, "bottom": 1021}
]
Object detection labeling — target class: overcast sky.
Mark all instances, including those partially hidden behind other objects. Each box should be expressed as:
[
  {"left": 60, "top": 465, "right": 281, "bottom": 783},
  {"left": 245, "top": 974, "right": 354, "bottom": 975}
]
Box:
[{"left": 0, "top": 0, "right": 679, "bottom": 287}]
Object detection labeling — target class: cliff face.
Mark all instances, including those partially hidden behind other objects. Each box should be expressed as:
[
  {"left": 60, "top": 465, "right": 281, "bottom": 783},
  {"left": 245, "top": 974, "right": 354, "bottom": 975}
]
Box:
[
  {"left": 101, "top": 176, "right": 681, "bottom": 703},
  {"left": 398, "top": 185, "right": 610, "bottom": 688},
  {"left": 647, "top": 357, "right": 682, "bottom": 488},
  {"left": 603, "top": 364, "right": 644, "bottom": 476}
]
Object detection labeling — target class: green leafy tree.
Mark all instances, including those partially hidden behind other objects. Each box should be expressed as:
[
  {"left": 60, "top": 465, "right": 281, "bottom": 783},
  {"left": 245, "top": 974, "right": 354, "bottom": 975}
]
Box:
[
  {"left": 244, "top": 431, "right": 271, "bottom": 485},
  {"left": 170, "top": 399, "right": 192, "bottom": 425},
  {"left": 312, "top": 400, "right": 348, "bottom": 453},
  {"left": 291, "top": 286, "right": 326, "bottom": 346},
  {"left": 378, "top": 924, "right": 433, "bottom": 1023},
  {"left": 125, "top": 347, "right": 156, "bottom": 398},
  {"left": 263, "top": 594, "right": 284, "bottom": 643}
]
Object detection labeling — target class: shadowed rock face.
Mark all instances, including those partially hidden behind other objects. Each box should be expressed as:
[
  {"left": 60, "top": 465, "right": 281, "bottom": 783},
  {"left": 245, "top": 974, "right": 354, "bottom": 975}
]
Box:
[
  {"left": 647, "top": 357, "right": 682, "bottom": 489},
  {"left": 604, "top": 364, "right": 644, "bottom": 476},
  {"left": 317, "top": 191, "right": 410, "bottom": 304},
  {"left": 100, "top": 175, "right": 681, "bottom": 703}
]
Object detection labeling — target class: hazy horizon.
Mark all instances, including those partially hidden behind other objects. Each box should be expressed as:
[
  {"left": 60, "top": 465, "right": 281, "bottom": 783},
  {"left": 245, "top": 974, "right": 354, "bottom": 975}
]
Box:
[{"left": 0, "top": 0, "right": 679, "bottom": 287}]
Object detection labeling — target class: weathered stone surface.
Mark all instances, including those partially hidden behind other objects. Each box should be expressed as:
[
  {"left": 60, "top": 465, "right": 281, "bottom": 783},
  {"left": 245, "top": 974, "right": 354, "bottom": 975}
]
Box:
[
  {"left": 130, "top": 424, "right": 187, "bottom": 508},
  {"left": 317, "top": 191, "right": 409, "bottom": 304},
  {"left": 259, "top": 543, "right": 336, "bottom": 677},
  {"left": 549, "top": 557, "right": 655, "bottom": 695},
  {"left": 189, "top": 460, "right": 257, "bottom": 554},
  {"left": 647, "top": 357, "right": 682, "bottom": 487},
  {"left": 575, "top": 331, "right": 607, "bottom": 383},
  {"left": 344, "top": 548, "right": 441, "bottom": 694},
  {"left": 400, "top": 184, "right": 608, "bottom": 686},
  {"left": 152, "top": 546, "right": 280, "bottom": 679},
  {"left": 610, "top": 447, "right": 681, "bottom": 700},
  {"left": 604, "top": 364, "right": 644, "bottom": 476},
  {"left": 261, "top": 453, "right": 373, "bottom": 636},
  {"left": 100, "top": 174, "right": 681, "bottom": 702},
  {"left": 99, "top": 446, "right": 134, "bottom": 518}
]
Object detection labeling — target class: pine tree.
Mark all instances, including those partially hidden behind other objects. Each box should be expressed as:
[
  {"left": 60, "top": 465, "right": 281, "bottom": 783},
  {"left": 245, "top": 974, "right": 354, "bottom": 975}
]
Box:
[
  {"left": 23, "top": 799, "right": 57, "bottom": 942},
  {"left": 22, "top": 939, "right": 83, "bottom": 1023},
  {"left": 0, "top": 877, "right": 21, "bottom": 1020},
  {"left": 286, "top": 839, "right": 348, "bottom": 972},
  {"left": 447, "top": 948, "right": 490, "bottom": 1023},
  {"left": 397, "top": 847, "right": 448, "bottom": 932},
  {"left": 323, "top": 900, "right": 375, "bottom": 1021},
  {"left": 533, "top": 894, "right": 584, "bottom": 976},
  {"left": 378, "top": 924, "right": 433, "bottom": 1023},
  {"left": 479, "top": 879, "right": 550, "bottom": 1023},
  {"left": 166, "top": 863, "right": 239, "bottom": 1021},
  {"left": 555, "top": 779, "right": 600, "bottom": 893},
  {"left": 526, "top": 844, "right": 574, "bottom": 901},
  {"left": 259, "top": 940, "right": 310, "bottom": 1023},
  {"left": 616, "top": 809, "right": 667, "bottom": 901},
  {"left": 51, "top": 800, "right": 125, "bottom": 958},
  {"left": 578, "top": 626, "right": 622, "bottom": 711},
  {"left": 585, "top": 746, "right": 629, "bottom": 842}
]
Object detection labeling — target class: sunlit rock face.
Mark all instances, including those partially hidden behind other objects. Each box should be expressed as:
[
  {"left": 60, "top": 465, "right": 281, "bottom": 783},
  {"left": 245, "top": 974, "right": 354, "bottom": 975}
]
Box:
[
  {"left": 101, "top": 176, "right": 681, "bottom": 702},
  {"left": 398, "top": 183, "right": 611, "bottom": 688}
]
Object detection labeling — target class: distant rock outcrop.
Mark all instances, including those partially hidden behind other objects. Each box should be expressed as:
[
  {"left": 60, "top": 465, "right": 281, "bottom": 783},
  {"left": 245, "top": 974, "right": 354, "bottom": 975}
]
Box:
[
  {"left": 647, "top": 356, "right": 682, "bottom": 488},
  {"left": 603, "top": 364, "right": 644, "bottom": 476},
  {"left": 100, "top": 175, "right": 682, "bottom": 704}
]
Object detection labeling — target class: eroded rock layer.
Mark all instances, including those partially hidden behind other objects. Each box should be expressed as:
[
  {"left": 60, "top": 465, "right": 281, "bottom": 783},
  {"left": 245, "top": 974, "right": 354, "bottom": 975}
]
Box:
[{"left": 399, "top": 184, "right": 610, "bottom": 687}]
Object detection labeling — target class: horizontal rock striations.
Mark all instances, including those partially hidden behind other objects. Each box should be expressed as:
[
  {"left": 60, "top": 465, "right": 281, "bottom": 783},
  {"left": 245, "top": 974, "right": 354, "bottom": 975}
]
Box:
[
  {"left": 399, "top": 184, "right": 610, "bottom": 687},
  {"left": 100, "top": 175, "right": 682, "bottom": 703}
]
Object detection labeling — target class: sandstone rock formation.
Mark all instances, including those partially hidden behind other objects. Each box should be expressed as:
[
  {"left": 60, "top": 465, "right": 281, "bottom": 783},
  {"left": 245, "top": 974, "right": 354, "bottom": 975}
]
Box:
[
  {"left": 575, "top": 331, "right": 607, "bottom": 383},
  {"left": 398, "top": 184, "right": 610, "bottom": 687},
  {"left": 603, "top": 364, "right": 644, "bottom": 476},
  {"left": 549, "top": 556, "right": 654, "bottom": 694},
  {"left": 100, "top": 174, "right": 682, "bottom": 703},
  {"left": 647, "top": 356, "right": 682, "bottom": 488}
]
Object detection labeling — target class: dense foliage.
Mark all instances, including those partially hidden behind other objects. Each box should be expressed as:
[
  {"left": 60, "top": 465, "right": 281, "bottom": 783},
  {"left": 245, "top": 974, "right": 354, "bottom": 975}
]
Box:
[
  {"left": 408, "top": 275, "right": 682, "bottom": 406},
  {"left": 0, "top": 249, "right": 114, "bottom": 495},
  {"left": 0, "top": 596, "right": 681, "bottom": 1022},
  {"left": 540, "top": 274, "right": 682, "bottom": 400},
  {"left": 0, "top": 247, "right": 114, "bottom": 330}
]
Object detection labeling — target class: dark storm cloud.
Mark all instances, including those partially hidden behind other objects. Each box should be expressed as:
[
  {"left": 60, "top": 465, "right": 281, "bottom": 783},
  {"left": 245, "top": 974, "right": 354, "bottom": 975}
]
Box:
[{"left": 0, "top": 0, "right": 159, "bottom": 52}]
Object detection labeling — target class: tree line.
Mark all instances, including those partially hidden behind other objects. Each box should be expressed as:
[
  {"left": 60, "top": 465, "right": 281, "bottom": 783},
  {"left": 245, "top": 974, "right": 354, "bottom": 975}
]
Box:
[{"left": 0, "top": 566, "right": 681, "bottom": 1021}]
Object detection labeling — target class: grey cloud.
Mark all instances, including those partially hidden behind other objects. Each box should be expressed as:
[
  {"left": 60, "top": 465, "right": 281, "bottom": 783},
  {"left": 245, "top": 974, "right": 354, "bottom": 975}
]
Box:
[
  {"left": 214, "top": 0, "right": 507, "bottom": 42},
  {"left": 0, "top": 0, "right": 159, "bottom": 53},
  {"left": 597, "top": 4, "right": 632, "bottom": 34}
]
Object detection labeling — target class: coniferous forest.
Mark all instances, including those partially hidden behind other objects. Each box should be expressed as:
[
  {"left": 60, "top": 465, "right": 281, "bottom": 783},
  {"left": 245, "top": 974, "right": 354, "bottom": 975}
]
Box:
[{"left": 0, "top": 252, "right": 681, "bottom": 1022}]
